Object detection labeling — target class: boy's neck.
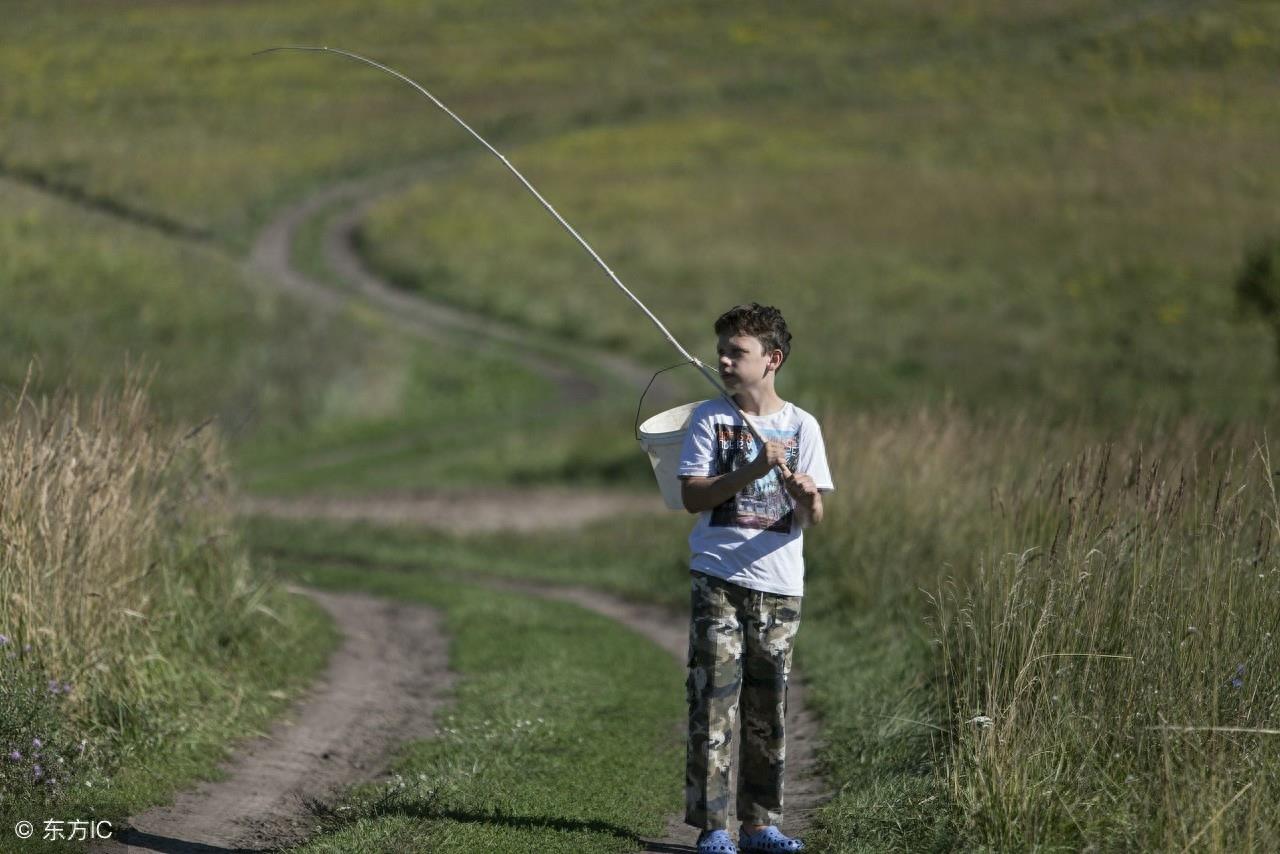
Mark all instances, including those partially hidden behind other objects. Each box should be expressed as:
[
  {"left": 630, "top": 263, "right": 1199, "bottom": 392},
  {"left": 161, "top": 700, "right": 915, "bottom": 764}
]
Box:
[{"left": 732, "top": 385, "right": 785, "bottom": 416}]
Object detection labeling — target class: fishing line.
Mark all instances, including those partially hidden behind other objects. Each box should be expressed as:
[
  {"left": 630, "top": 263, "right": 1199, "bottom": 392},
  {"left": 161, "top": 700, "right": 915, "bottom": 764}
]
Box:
[{"left": 255, "top": 45, "right": 769, "bottom": 447}]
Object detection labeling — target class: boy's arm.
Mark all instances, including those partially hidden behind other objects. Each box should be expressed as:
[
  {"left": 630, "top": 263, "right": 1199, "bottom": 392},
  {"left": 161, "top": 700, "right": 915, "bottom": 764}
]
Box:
[{"left": 680, "top": 440, "right": 789, "bottom": 513}]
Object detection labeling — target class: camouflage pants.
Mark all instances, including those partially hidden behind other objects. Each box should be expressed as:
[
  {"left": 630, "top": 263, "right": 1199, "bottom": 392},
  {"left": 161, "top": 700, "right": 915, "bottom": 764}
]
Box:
[{"left": 685, "top": 571, "right": 802, "bottom": 830}]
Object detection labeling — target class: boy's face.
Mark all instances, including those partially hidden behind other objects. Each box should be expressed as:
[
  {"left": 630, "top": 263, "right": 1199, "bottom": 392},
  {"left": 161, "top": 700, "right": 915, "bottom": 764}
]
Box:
[{"left": 717, "top": 332, "right": 781, "bottom": 389}]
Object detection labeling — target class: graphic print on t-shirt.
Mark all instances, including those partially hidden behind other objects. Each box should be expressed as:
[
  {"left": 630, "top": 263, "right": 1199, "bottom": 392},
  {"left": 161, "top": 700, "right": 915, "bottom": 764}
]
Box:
[{"left": 710, "top": 424, "right": 800, "bottom": 533}]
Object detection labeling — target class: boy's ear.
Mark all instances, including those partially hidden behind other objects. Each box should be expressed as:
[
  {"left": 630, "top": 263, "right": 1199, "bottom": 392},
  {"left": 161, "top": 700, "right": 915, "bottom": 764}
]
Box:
[{"left": 768, "top": 349, "right": 784, "bottom": 371}]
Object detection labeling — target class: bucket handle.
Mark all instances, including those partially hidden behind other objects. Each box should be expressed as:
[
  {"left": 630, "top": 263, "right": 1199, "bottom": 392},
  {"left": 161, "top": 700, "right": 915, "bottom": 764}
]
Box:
[{"left": 634, "top": 362, "right": 693, "bottom": 440}]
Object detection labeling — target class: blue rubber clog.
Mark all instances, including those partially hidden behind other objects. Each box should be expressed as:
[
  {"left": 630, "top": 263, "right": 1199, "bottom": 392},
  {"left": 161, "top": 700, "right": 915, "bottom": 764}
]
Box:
[{"left": 739, "top": 825, "right": 805, "bottom": 853}]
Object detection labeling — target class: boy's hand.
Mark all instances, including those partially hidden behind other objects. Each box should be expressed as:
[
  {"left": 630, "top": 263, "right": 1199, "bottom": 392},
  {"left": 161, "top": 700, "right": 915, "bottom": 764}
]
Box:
[
  {"left": 749, "top": 440, "right": 790, "bottom": 477},
  {"left": 777, "top": 464, "right": 820, "bottom": 508}
]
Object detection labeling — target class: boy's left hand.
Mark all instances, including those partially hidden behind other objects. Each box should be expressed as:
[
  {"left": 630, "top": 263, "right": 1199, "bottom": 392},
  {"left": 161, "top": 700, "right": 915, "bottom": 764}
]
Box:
[{"left": 777, "top": 464, "right": 819, "bottom": 507}]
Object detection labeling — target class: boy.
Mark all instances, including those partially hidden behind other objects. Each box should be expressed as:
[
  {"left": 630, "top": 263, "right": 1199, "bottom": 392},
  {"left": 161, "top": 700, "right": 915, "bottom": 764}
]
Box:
[{"left": 677, "top": 303, "right": 834, "bottom": 854}]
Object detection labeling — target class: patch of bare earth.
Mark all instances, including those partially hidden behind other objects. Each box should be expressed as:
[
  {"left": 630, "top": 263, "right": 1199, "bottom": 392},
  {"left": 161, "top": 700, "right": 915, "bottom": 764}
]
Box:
[
  {"left": 96, "top": 587, "right": 451, "bottom": 853},
  {"left": 241, "top": 487, "right": 667, "bottom": 534}
]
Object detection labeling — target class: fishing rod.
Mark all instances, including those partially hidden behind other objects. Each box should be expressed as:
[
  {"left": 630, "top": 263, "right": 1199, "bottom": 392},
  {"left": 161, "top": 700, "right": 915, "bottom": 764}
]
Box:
[{"left": 255, "top": 45, "right": 772, "bottom": 450}]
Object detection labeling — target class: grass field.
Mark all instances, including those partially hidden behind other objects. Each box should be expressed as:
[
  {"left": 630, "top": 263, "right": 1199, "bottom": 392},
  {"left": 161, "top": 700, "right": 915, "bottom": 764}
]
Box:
[
  {"left": 355, "top": 5, "right": 1280, "bottom": 422},
  {"left": 268, "top": 558, "right": 685, "bottom": 854},
  {"left": 249, "top": 408, "right": 1280, "bottom": 850},
  {"left": 7, "top": 1, "right": 1280, "bottom": 850}
]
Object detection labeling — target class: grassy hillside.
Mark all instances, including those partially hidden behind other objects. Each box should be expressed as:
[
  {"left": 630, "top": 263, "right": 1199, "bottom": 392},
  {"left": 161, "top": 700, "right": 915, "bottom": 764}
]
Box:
[
  {"left": 8, "top": 1, "right": 1280, "bottom": 851},
  {"left": 8, "top": 1, "right": 1279, "bottom": 443},
  {"left": 356, "top": 3, "right": 1280, "bottom": 422}
]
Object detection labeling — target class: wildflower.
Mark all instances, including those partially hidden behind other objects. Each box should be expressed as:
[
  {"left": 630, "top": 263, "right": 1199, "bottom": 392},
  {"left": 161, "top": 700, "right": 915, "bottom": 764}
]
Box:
[
  {"left": 32, "top": 737, "right": 42, "bottom": 750},
  {"left": 1231, "top": 663, "right": 1245, "bottom": 689},
  {"left": 0, "top": 634, "right": 7, "bottom": 645},
  {"left": 8, "top": 750, "right": 20, "bottom": 761},
  {"left": 32, "top": 764, "right": 42, "bottom": 781}
]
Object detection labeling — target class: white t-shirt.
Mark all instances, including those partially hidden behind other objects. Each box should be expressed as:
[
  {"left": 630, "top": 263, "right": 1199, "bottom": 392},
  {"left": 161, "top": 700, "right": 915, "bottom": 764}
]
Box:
[{"left": 677, "top": 397, "right": 834, "bottom": 596}]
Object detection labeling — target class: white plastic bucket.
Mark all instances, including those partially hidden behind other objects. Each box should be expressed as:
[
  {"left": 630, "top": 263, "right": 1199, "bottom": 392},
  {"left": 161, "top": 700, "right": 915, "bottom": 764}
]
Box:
[{"left": 638, "top": 400, "right": 707, "bottom": 511}]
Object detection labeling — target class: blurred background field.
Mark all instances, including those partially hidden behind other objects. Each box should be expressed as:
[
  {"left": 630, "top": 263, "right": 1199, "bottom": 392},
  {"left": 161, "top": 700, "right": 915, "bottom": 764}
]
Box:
[{"left": 5, "top": 0, "right": 1280, "bottom": 850}]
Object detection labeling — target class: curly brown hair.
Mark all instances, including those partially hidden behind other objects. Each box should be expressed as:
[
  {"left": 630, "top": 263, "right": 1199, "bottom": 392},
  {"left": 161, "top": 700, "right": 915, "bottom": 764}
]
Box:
[{"left": 714, "top": 303, "right": 792, "bottom": 370}]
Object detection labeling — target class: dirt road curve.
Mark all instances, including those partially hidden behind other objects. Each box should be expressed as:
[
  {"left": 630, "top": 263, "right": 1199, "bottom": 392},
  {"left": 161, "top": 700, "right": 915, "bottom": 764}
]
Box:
[
  {"left": 96, "top": 587, "right": 451, "bottom": 853},
  {"left": 93, "top": 166, "right": 826, "bottom": 852}
]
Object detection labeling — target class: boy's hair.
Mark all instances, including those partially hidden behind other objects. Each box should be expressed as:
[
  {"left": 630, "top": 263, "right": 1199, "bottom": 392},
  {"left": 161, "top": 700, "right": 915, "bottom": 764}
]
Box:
[{"left": 714, "top": 303, "right": 792, "bottom": 370}]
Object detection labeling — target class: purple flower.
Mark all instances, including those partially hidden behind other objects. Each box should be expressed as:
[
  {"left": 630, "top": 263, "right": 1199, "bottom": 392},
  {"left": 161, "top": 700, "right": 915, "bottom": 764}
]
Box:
[
  {"left": 32, "top": 764, "right": 42, "bottom": 780},
  {"left": 48, "top": 679, "right": 59, "bottom": 694},
  {"left": 31, "top": 737, "right": 41, "bottom": 750},
  {"left": 0, "top": 634, "right": 8, "bottom": 645},
  {"left": 8, "top": 750, "right": 20, "bottom": 762}
]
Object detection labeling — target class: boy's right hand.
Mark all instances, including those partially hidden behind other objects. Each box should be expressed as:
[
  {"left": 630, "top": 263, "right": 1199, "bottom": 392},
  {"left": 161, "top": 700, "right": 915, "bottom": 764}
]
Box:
[{"left": 750, "top": 440, "right": 789, "bottom": 476}]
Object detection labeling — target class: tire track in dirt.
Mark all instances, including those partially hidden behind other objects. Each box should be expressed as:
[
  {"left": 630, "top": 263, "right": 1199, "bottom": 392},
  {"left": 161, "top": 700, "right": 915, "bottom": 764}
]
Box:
[
  {"left": 243, "top": 162, "right": 689, "bottom": 526},
  {"left": 242, "top": 486, "right": 665, "bottom": 534},
  {"left": 97, "top": 587, "right": 451, "bottom": 853},
  {"left": 247, "top": 161, "right": 665, "bottom": 408}
]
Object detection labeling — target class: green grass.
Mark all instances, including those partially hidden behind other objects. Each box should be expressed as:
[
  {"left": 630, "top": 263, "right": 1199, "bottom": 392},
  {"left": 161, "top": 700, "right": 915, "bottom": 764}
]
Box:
[
  {"left": 264, "top": 559, "right": 684, "bottom": 853},
  {"left": 0, "top": 587, "right": 336, "bottom": 854},
  {"left": 247, "top": 406, "right": 1280, "bottom": 851},
  {"left": 9, "top": 1, "right": 1280, "bottom": 850},
  {"left": 357, "top": 63, "right": 1280, "bottom": 421},
  {"left": 0, "top": 179, "right": 346, "bottom": 431},
  {"left": 244, "top": 509, "right": 957, "bottom": 851}
]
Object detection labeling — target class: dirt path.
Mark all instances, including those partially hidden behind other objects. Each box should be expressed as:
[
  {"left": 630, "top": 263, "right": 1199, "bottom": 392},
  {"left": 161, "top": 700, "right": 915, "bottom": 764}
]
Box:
[
  {"left": 243, "top": 161, "right": 688, "bottom": 528},
  {"left": 247, "top": 161, "right": 665, "bottom": 407},
  {"left": 242, "top": 486, "right": 665, "bottom": 533},
  {"left": 97, "top": 587, "right": 451, "bottom": 853},
  {"left": 100, "top": 167, "right": 826, "bottom": 852},
  {"left": 242, "top": 170, "right": 829, "bottom": 850}
]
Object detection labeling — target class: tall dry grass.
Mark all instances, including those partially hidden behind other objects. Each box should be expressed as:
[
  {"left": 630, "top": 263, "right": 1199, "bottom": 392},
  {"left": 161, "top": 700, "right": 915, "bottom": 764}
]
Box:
[
  {"left": 0, "top": 365, "right": 273, "bottom": 716},
  {"left": 814, "top": 410, "right": 1280, "bottom": 850}
]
